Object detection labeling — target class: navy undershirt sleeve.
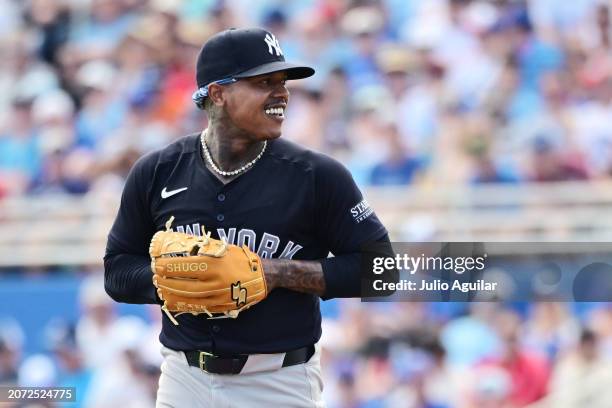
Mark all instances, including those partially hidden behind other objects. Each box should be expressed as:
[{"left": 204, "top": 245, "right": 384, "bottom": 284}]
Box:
[
  {"left": 320, "top": 233, "right": 392, "bottom": 299},
  {"left": 104, "top": 253, "right": 160, "bottom": 304},
  {"left": 104, "top": 153, "right": 160, "bottom": 305}
]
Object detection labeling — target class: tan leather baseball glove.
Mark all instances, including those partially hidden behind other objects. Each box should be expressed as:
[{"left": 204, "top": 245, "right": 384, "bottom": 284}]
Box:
[{"left": 149, "top": 217, "right": 267, "bottom": 325}]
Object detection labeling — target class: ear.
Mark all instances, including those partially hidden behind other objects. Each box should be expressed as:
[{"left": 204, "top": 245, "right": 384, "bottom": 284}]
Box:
[{"left": 207, "top": 83, "right": 225, "bottom": 107}]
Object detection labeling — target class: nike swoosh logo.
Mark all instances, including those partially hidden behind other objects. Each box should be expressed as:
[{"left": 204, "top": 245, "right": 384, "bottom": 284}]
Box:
[{"left": 161, "top": 187, "right": 188, "bottom": 199}]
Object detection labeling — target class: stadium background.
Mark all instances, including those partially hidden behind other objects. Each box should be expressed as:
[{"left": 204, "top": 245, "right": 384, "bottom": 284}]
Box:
[{"left": 0, "top": 0, "right": 611, "bottom": 406}]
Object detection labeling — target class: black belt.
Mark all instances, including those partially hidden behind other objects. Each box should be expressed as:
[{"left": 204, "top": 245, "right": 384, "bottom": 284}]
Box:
[{"left": 184, "top": 345, "right": 315, "bottom": 375}]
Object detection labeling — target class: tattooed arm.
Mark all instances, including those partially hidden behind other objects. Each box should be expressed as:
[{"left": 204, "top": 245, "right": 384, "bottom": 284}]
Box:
[
  {"left": 262, "top": 259, "right": 326, "bottom": 296},
  {"left": 262, "top": 233, "right": 393, "bottom": 299}
]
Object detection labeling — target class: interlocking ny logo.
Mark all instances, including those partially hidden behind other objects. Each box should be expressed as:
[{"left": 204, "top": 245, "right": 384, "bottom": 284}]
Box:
[
  {"left": 231, "top": 282, "right": 247, "bottom": 307},
  {"left": 264, "top": 33, "right": 283, "bottom": 56}
]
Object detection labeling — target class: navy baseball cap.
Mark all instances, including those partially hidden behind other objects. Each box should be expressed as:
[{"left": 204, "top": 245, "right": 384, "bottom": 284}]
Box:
[{"left": 193, "top": 28, "right": 315, "bottom": 108}]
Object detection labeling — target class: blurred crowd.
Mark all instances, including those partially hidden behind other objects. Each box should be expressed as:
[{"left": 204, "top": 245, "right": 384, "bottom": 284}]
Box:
[
  {"left": 0, "top": 0, "right": 611, "bottom": 197},
  {"left": 0, "top": 275, "right": 162, "bottom": 407},
  {"left": 319, "top": 301, "right": 612, "bottom": 408},
  {"left": 2, "top": 274, "right": 612, "bottom": 407}
]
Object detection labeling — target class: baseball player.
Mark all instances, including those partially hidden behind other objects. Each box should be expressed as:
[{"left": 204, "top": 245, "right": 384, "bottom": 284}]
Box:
[{"left": 104, "top": 27, "right": 391, "bottom": 407}]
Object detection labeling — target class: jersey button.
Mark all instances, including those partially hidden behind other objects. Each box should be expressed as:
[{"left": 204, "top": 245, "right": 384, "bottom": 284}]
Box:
[
  {"left": 217, "top": 193, "right": 225, "bottom": 202},
  {"left": 212, "top": 325, "right": 221, "bottom": 333},
  {"left": 217, "top": 214, "right": 224, "bottom": 222}
]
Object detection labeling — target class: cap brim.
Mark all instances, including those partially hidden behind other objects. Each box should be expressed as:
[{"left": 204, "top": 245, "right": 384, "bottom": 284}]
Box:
[{"left": 234, "top": 61, "right": 315, "bottom": 80}]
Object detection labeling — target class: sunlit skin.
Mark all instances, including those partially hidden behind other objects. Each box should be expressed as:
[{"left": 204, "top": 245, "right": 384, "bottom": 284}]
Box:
[{"left": 204, "top": 71, "right": 289, "bottom": 173}]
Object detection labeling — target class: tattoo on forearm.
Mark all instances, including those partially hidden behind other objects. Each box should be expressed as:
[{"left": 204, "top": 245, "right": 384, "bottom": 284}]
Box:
[{"left": 263, "top": 259, "right": 325, "bottom": 296}]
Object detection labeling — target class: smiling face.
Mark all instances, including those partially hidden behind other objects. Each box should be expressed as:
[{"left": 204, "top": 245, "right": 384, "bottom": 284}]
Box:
[{"left": 208, "top": 71, "right": 290, "bottom": 141}]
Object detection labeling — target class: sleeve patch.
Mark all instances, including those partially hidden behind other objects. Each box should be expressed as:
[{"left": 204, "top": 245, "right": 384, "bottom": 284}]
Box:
[{"left": 350, "top": 199, "right": 374, "bottom": 223}]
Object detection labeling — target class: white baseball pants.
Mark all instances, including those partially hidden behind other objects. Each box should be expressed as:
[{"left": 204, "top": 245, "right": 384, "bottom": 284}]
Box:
[{"left": 156, "top": 344, "right": 325, "bottom": 407}]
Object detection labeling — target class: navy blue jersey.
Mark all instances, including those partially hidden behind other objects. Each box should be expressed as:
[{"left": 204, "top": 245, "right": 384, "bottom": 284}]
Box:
[{"left": 105, "top": 133, "right": 387, "bottom": 354}]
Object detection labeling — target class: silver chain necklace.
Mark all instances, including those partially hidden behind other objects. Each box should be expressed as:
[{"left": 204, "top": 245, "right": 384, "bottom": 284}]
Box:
[{"left": 200, "top": 129, "right": 267, "bottom": 177}]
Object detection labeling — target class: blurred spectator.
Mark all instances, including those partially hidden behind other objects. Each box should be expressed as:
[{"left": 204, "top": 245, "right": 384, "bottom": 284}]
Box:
[
  {"left": 74, "top": 60, "right": 125, "bottom": 149},
  {"left": 0, "top": 338, "right": 18, "bottom": 384},
  {"left": 547, "top": 328, "right": 612, "bottom": 407},
  {"left": 0, "top": 97, "right": 40, "bottom": 195},
  {"left": 341, "top": 6, "right": 387, "bottom": 90},
  {"left": 345, "top": 85, "right": 394, "bottom": 183},
  {"left": 24, "top": 0, "right": 72, "bottom": 66},
  {"left": 71, "top": 275, "right": 161, "bottom": 407},
  {"left": 441, "top": 304, "right": 502, "bottom": 368},
  {"left": 84, "top": 316, "right": 157, "bottom": 408},
  {"left": 587, "top": 306, "right": 612, "bottom": 359},
  {"left": 530, "top": 135, "right": 589, "bottom": 182},
  {"left": 319, "top": 67, "right": 351, "bottom": 154},
  {"left": 75, "top": 275, "right": 118, "bottom": 369},
  {"left": 477, "top": 309, "right": 550, "bottom": 406},
  {"left": 283, "top": 87, "right": 325, "bottom": 151},
  {"left": 70, "top": 0, "right": 137, "bottom": 60},
  {"left": 45, "top": 319, "right": 92, "bottom": 407},
  {"left": 522, "top": 302, "right": 580, "bottom": 360},
  {"left": 370, "top": 124, "right": 422, "bottom": 185},
  {"left": 0, "top": 317, "right": 24, "bottom": 385},
  {"left": 467, "top": 137, "right": 520, "bottom": 184}
]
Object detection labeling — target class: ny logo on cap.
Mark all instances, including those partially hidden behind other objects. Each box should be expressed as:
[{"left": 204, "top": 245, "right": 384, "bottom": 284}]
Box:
[{"left": 264, "top": 33, "right": 283, "bottom": 56}]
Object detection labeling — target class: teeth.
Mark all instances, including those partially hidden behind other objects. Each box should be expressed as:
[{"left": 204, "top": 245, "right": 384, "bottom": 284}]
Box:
[{"left": 265, "top": 107, "right": 284, "bottom": 116}]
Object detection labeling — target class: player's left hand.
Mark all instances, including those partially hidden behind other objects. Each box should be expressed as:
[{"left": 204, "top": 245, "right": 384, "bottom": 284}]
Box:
[{"left": 149, "top": 217, "right": 268, "bottom": 325}]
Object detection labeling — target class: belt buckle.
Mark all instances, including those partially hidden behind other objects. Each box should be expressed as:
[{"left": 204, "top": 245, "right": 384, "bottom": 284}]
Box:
[{"left": 199, "top": 351, "right": 214, "bottom": 372}]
